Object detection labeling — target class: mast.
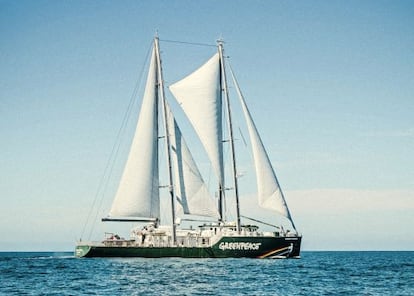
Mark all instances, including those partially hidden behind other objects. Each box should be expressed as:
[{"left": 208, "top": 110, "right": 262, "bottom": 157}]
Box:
[
  {"left": 154, "top": 35, "right": 177, "bottom": 244},
  {"left": 218, "top": 40, "right": 241, "bottom": 233}
]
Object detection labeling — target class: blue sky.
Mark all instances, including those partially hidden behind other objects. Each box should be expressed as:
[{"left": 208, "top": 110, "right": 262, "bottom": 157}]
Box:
[{"left": 1, "top": 0, "right": 413, "bottom": 251}]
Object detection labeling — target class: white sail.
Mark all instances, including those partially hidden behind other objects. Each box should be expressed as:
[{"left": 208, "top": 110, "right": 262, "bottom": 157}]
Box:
[
  {"left": 229, "top": 67, "right": 294, "bottom": 224},
  {"left": 169, "top": 53, "right": 224, "bottom": 186},
  {"left": 108, "top": 47, "right": 160, "bottom": 219},
  {"left": 166, "top": 103, "right": 219, "bottom": 218}
]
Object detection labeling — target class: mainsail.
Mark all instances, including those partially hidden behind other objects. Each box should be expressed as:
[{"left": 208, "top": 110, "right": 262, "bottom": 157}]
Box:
[
  {"left": 229, "top": 66, "right": 296, "bottom": 230},
  {"left": 108, "top": 47, "right": 160, "bottom": 219},
  {"left": 165, "top": 103, "right": 219, "bottom": 218},
  {"left": 169, "top": 53, "right": 224, "bottom": 186}
]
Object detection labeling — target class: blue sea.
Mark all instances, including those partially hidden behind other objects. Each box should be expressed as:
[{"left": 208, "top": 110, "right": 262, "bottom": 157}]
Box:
[{"left": 0, "top": 251, "right": 413, "bottom": 295}]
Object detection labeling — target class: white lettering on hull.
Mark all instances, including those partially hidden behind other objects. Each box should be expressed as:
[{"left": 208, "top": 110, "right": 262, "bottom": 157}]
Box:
[{"left": 218, "top": 242, "right": 262, "bottom": 251}]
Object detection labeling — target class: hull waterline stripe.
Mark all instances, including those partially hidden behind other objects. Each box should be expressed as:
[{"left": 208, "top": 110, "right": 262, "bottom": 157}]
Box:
[{"left": 257, "top": 246, "right": 291, "bottom": 259}]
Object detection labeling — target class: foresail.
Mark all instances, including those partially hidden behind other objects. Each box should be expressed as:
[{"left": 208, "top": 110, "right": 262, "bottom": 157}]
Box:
[
  {"left": 166, "top": 103, "right": 219, "bottom": 218},
  {"left": 108, "top": 47, "right": 160, "bottom": 219},
  {"left": 169, "top": 53, "right": 224, "bottom": 186},
  {"left": 229, "top": 67, "right": 294, "bottom": 226}
]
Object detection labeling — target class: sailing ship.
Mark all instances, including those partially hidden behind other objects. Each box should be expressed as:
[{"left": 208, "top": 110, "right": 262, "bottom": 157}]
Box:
[{"left": 75, "top": 36, "right": 302, "bottom": 259}]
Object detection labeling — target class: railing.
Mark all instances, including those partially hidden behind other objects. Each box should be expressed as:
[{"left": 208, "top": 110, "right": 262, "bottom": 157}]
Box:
[
  {"left": 102, "top": 234, "right": 212, "bottom": 248},
  {"left": 100, "top": 228, "right": 286, "bottom": 248}
]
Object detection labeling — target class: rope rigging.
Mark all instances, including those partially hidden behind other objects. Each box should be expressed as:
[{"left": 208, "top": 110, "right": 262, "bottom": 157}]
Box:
[{"left": 159, "top": 38, "right": 216, "bottom": 48}]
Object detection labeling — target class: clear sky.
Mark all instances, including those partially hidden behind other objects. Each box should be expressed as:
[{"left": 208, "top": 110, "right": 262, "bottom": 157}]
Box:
[{"left": 1, "top": 0, "right": 413, "bottom": 251}]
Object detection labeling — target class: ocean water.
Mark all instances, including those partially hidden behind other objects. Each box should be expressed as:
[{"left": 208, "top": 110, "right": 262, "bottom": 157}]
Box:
[{"left": 0, "top": 252, "right": 412, "bottom": 295}]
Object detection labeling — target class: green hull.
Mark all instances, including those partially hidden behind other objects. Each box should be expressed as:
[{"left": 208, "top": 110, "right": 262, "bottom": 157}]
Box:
[{"left": 75, "top": 236, "right": 301, "bottom": 259}]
